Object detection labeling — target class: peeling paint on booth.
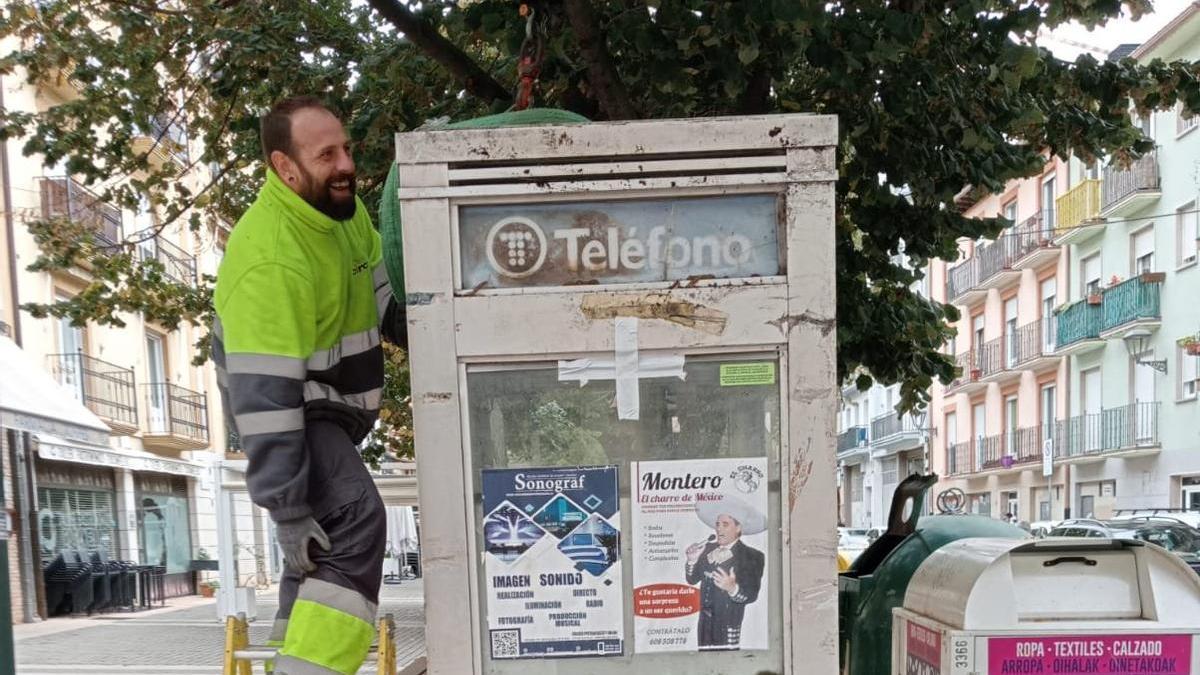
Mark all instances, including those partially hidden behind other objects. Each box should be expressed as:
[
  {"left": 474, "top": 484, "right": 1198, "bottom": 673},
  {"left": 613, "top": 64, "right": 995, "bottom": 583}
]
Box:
[{"left": 579, "top": 293, "right": 728, "bottom": 334}]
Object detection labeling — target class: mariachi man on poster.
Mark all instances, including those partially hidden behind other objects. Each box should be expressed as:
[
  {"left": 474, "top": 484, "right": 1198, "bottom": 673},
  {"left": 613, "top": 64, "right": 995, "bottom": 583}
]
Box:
[{"left": 684, "top": 494, "right": 767, "bottom": 650}]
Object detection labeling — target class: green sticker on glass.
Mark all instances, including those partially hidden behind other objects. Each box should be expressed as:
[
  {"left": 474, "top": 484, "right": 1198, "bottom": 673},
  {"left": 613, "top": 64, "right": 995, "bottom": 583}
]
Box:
[{"left": 719, "top": 362, "right": 776, "bottom": 387}]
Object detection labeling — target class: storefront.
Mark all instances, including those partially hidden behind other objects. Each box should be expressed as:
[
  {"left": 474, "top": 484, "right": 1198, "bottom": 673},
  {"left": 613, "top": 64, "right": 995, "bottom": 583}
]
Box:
[
  {"left": 36, "top": 459, "right": 119, "bottom": 561},
  {"left": 394, "top": 114, "right": 839, "bottom": 674},
  {"left": 135, "top": 472, "right": 194, "bottom": 597}
]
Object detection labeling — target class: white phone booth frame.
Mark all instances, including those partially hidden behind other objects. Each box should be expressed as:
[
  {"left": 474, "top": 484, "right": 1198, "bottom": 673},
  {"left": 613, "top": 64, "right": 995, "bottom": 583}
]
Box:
[{"left": 395, "top": 114, "right": 838, "bottom": 674}]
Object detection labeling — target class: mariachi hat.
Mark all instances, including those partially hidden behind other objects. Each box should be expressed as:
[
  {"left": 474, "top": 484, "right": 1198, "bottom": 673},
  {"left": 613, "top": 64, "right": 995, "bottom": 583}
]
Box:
[{"left": 695, "top": 494, "right": 767, "bottom": 535}]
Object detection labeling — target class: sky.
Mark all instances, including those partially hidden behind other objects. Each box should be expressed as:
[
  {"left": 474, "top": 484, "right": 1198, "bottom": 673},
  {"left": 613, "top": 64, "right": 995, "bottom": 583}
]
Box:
[{"left": 1043, "top": 0, "right": 1194, "bottom": 60}]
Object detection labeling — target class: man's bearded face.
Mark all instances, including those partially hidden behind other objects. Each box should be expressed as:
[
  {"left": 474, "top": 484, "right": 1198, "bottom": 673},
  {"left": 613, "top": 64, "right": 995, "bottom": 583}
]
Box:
[{"left": 282, "top": 107, "right": 358, "bottom": 221}]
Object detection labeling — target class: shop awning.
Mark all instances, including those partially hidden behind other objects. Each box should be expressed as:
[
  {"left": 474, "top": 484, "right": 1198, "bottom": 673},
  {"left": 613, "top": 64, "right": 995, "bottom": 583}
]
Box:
[
  {"left": 0, "top": 335, "right": 110, "bottom": 446},
  {"left": 36, "top": 434, "right": 206, "bottom": 478}
]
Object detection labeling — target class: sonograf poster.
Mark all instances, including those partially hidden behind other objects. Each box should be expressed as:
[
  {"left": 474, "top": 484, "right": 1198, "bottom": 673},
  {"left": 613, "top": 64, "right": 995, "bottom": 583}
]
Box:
[
  {"left": 631, "top": 457, "right": 770, "bottom": 653},
  {"left": 481, "top": 466, "right": 622, "bottom": 659}
]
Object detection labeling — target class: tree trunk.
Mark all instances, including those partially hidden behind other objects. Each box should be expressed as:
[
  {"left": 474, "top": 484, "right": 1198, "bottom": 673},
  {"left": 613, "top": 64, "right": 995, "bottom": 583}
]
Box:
[{"left": 562, "top": 0, "right": 638, "bottom": 120}]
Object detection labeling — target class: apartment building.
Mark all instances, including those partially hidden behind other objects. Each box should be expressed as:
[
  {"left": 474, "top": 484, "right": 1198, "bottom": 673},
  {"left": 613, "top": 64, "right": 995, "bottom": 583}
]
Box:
[
  {"left": 1047, "top": 8, "right": 1200, "bottom": 518},
  {"left": 0, "top": 56, "right": 274, "bottom": 622},
  {"left": 928, "top": 155, "right": 1071, "bottom": 523},
  {"left": 929, "top": 4, "right": 1200, "bottom": 522},
  {"left": 837, "top": 379, "right": 928, "bottom": 528}
]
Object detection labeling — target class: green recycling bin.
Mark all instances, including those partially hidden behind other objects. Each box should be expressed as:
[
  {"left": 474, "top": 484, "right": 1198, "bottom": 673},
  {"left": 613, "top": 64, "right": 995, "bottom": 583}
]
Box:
[{"left": 839, "top": 475, "right": 1027, "bottom": 675}]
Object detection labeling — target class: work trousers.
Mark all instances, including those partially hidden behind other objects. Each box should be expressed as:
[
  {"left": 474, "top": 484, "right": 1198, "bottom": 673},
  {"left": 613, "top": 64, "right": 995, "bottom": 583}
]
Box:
[{"left": 268, "top": 420, "right": 386, "bottom": 675}]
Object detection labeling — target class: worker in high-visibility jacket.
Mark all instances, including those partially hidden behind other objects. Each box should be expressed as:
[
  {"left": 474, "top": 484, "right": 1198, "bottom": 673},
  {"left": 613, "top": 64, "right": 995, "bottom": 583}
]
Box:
[{"left": 214, "top": 95, "right": 406, "bottom": 675}]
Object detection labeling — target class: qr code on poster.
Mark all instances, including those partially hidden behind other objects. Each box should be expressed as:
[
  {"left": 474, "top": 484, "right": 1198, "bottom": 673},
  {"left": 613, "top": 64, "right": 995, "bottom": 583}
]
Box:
[{"left": 490, "top": 629, "right": 521, "bottom": 658}]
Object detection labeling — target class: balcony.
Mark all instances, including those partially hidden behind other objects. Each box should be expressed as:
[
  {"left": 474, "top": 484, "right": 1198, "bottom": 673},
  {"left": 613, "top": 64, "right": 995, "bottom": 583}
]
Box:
[
  {"left": 1053, "top": 179, "right": 1102, "bottom": 245},
  {"left": 1058, "top": 402, "right": 1161, "bottom": 462},
  {"left": 946, "top": 350, "right": 988, "bottom": 395},
  {"left": 946, "top": 257, "right": 985, "bottom": 306},
  {"left": 975, "top": 336, "right": 1011, "bottom": 385},
  {"left": 37, "top": 176, "right": 122, "bottom": 248},
  {"left": 1055, "top": 299, "right": 1105, "bottom": 355},
  {"left": 1099, "top": 275, "right": 1162, "bottom": 339},
  {"left": 133, "top": 228, "right": 197, "bottom": 285},
  {"left": 142, "top": 383, "right": 209, "bottom": 451},
  {"left": 47, "top": 353, "right": 138, "bottom": 434},
  {"left": 869, "top": 412, "right": 924, "bottom": 455},
  {"left": 132, "top": 114, "right": 190, "bottom": 168},
  {"left": 976, "top": 236, "right": 1022, "bottom": 292},
  {"left": 1011, "top": 210, "right": 1060, "bottom": 270},
  {"left": 1102, "top": 149, "right": 1161, "bottom": 217},
  {"left": 837, "top": 426, "right": 869, "bottom": 462},
  {"left": 947, "top": 441, "right": 972, "bottom": 477},
  {"left": 1010, "top": 318, "right": 1061, "bottom": 372}
]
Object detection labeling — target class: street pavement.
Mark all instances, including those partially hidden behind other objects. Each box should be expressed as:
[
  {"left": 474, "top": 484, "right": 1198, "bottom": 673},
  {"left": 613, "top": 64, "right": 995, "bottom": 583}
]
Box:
[{"left": 15, "top": 579, "right": 426, "bottom": 674}]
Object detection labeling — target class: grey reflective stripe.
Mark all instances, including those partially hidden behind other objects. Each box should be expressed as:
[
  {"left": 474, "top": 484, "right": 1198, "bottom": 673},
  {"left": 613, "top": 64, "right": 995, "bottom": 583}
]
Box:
[
  {"left": 227, "top": 353, "right": 306, "bottom": 379},
  {"left": 213, "top": 316, "right": 224, "bottom": 340},
  {"left": 215, "top": 367, "right": 229, "bottom": 388},
  {"left": 272, "top": 655, "right": 343, "bottom": 675},
  {"left": 372, "top": 264, "right": 389, "bottom": 289},
  {"left": 297, "top": 577, "right": 378, "bottom": 625},
  {"left": 268, "top": 618, "right": 288, "bottom": 643},
  {"left": 236, "top": 408, "right": 305, "bottom": 436},
  {"left": 306, "top": 328, "right": 381, "bottom": 371},
  {"left": 374, "top": 284, "right": 392, "bottom": 320},
  {"left": 303, "top": 382, "right": 382, "bottom": 410}
]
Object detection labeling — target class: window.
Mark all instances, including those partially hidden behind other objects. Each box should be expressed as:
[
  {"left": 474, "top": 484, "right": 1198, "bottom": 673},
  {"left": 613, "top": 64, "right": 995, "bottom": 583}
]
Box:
[
  {"left": 972, "top": 314, "right": 985, "bottom": 350},
  {"left": 1003, "top": 200, "right": 1018, "bottom": 225},
  {"left": 1132, "top": 227, "right": 1155, "bottom": 275},
  {"left": 1041, "top": 176, "right": 1057, "bottom": 228},
  {"left": 1040, "top": 278, "right": 1057, "bottom": 352},
  {"left": 1178, "top": 202, "right": 1198, "bottom": 267},
  {"left": 37, "top": 487, "right": 118, "bottom": 560},
  {"left": 137, "top": 475, "right": 192, "bottom": 574},
  {"left": 1004, "top": 396, "right": 1018, "bottom": 457},
  {"left": 1004, "top": 297, "right": 1018, "bottom": 367},
  {"left": 1177, "top": 101, "right": 1198, "bottom": 137},
  {"left": 1041, "top": 384, "right": 1057, "bottom": 438},
  {"left": 1082, "top": 253, "right": 1101, "bottom": 296},
  {"left": 1180, "top": 345, "right": 1199, "bottom": 401}
]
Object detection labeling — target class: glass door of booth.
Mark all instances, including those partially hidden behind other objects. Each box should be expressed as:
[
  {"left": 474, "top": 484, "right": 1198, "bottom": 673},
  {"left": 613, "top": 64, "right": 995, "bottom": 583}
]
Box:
[{"left": 465, "top": 353, "right": 785, "bottom": 674}]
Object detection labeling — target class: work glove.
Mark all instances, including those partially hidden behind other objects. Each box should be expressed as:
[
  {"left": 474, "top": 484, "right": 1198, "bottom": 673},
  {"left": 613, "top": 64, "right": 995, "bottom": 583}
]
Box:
[{"left": 276, "top": 516, "right": 331, "bottom": 573}]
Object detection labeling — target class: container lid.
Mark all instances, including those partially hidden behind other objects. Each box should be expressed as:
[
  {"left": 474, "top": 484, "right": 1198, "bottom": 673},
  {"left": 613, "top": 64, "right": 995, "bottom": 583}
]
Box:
[{"left": 902, "top": 537, "right": 1200, "bottom": 630}]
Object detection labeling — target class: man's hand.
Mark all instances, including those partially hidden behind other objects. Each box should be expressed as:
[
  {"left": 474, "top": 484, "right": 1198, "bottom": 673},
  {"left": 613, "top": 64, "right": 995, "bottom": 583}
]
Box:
[
  {"left": 276, "top": 516, "right": 331, "bottom": 573},
  {"left": 713, "top": 566, "right": 738, "bottom": 595},
  {"left": 685, "top": 542, "right": 706, "bottom": 564}
]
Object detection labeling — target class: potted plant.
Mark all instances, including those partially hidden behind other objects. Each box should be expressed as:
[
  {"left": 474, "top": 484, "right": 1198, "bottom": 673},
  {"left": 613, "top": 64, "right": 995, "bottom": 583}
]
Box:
[
  {"left": 1139, "top": 270, "right": 1166, "bottom": 283},
  {"left": 1086, "top": 291, "right": 1103, "bottom": 305},
  {"left": 1181, "top": 336, "right": 1200, "bottom": 356},
  {"left": 970, "top": 368, "right": 982, "bottom": 381},
  {"left": 200, "top": 580, "right": 219, "bottom": 598}
]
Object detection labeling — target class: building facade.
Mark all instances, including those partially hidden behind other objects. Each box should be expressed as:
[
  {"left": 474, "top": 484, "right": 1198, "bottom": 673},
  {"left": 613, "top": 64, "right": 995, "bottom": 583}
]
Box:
[
  {"left": 929, "top": 156, "right": 1072, "bottom": 524},
  {"left": 0, "top": 54, "right": 276, "bottom": 623},
  {"left": 1049, "top": 9, "right": 1200, "bottom": 518},
  {"left": 929, "top": 5, "right": 1200, "bottom": 523},
  {"left": 837, "top": 379, "right": 928, "bottom": 529}
]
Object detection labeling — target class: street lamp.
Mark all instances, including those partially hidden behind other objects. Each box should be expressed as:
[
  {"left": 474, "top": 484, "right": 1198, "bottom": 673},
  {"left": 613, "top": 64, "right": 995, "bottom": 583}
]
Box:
[
  {"left": 1123, "top": 328, "right": 1167, "bottom": 373},
  {"left": 912, "top": 409, "right": 930, "bottom": 474}
]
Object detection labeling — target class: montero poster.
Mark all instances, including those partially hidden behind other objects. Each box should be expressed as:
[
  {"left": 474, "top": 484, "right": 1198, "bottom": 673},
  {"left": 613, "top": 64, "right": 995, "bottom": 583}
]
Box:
[
  {"left": 631, "top": 457, "right": 770, "bottom": 653},
  {"left": 481, "top": 466, "right": 623, "bottom": 659}
]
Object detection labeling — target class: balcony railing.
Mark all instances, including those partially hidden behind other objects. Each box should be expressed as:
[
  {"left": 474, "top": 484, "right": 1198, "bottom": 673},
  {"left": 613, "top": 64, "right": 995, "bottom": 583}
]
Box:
[
  {"left": 37, "top": 176, "right": 122, "bottom": 247},
  {"left": 1054, "top": 179, "right": 1101, "bottom": 235},
  {"left": 1011, "top": 318, "right": 1057, "bottom": 367},
  {"left": 948, "top": 350, "right": 975, "bottom": 389},
  {"left": 47, "top": 353, "right": 138, "bottom": 428},
  {"left": 1101, "top": 276, "right": 1162, "bottom": 333},
  {"left": 837, "top": 426, "right": 868, "bottom": 453},
  {"left": 946, "top": 258, "right": 980, "bottom": 302},
  {"left": 975, "top": 336, "right": 1005, "bottom": 379},
  {"left": 143, "top": 383, "right": 209, "bottom": 443},
  {"left": 977, "top": 236, "right": 1020, "bottom": 286},
  {"left": 1055, "top": 299, "right": 1103, "bottom": 349},
  {"left": 1012, "top": 210, "right": 1055, "bottom": 258},
  {"left": 1059, "top": 402, "right": 1160, "bottom": 459},
  {"left": 133, "top": 229, "right": 197, "bottom": 285},
  {"left": 1102, "top": 149, "right": 1159, "bottom": 213},
  {"left": 870, "top": 412, "right": 922, "bottom": 442},
  {"left": 948, "top": 441, "right": 972, "bottom": 476}
]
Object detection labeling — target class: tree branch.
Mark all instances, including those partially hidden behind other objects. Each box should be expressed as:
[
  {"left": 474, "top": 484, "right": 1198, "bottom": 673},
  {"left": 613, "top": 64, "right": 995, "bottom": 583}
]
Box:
[
  {"left": 562, "top": 0, "right": 638, "bottom": 120},
  {"left": 739, "top": 64, "right": 772, "bottom": 114},
  {"left": 365, "top": 0, "right": 512, "bottom": 104}
]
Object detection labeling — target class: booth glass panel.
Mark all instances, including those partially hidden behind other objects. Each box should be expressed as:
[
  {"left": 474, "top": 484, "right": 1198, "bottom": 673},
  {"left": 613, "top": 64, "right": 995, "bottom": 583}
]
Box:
[{"left": 467, "top": 354, "right": 784, "bottom": 674}]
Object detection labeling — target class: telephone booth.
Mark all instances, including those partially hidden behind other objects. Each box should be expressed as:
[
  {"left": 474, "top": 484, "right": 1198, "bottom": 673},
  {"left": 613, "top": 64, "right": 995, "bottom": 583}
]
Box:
[{"left": 395, "top": 114, "right": 839, "bottom": 674}]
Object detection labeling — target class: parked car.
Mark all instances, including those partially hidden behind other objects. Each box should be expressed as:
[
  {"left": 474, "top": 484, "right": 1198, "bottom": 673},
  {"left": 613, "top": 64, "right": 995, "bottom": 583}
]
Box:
[
  {"left": 839, "top": 527, "right": 871, "bottom": 553},
  {"left": 1048, "top": 517, "right": 1200, "bottom": 574},
  {"left": 1112, "top": 509, "right": 1200, "bottom": 530},
  {"left": 1028, "top": 520, "right": 1062, "bottom": 539}
]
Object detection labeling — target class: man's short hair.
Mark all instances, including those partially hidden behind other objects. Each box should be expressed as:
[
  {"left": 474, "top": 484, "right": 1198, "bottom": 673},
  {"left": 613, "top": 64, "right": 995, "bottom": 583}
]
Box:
[{"left": 260, "top": 96, "right": 338, "bottom": 166}]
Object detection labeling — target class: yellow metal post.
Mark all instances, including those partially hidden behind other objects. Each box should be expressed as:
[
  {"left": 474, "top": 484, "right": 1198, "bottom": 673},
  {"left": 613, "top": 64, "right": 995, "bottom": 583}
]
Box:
[
  {"left": 377, "top": 613, "right": 397, "bottom": 675},
  {"left": 223, "top": 613, "right": 252, "bottom": 675}
]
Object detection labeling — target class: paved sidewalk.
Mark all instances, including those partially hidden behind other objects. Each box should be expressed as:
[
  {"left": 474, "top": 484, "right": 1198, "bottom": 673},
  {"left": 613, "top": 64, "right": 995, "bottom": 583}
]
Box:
[{"left": 15, "top": 580, "right": 426, "bottom": 674}]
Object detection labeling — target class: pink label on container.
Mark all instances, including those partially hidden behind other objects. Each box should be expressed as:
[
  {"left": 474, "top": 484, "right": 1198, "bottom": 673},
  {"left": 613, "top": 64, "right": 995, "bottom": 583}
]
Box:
[{"left": 987, "top": 634, "right": 1192, "bottom": 674}]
